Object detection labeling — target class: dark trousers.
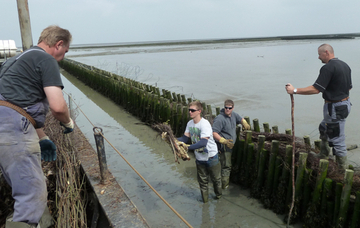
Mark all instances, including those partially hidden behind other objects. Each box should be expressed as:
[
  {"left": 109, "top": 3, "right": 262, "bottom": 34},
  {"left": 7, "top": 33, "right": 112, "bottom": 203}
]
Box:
[
  {"left": 219, "top": 151, "right": 232, "bottom": 177},
  {"left": 196, "top": 154, "right": 222, "bottom": 198}
]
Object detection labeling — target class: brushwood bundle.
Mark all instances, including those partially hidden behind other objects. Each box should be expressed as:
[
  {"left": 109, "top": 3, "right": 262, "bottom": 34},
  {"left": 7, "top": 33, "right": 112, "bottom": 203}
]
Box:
[{"left": 153, "top": 123, "right": 190, "bottom": 163}]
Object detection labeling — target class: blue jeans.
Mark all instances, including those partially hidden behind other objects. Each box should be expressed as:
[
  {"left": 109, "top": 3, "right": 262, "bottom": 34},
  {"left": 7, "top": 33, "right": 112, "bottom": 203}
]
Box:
[{"left": 0, "top": 106, "right": 47, "bottom": 224}]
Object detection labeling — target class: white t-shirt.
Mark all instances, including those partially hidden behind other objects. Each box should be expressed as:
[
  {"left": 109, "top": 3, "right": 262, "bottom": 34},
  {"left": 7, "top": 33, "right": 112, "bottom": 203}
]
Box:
[{"left": 185, "top": 118, "right": 218, "bottom": 161}]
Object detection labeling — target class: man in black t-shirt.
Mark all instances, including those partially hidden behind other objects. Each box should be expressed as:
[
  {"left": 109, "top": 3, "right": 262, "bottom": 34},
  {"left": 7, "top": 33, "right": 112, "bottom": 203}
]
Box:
[
  {"left": 285, "top": 44, "right": 352, "bottom": 171},
  {"left": 0, "top": 25, "right": 74, "bottom": 227}
]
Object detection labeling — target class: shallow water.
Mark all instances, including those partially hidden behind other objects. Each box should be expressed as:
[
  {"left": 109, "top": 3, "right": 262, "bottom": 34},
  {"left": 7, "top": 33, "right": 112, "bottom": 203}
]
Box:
[
  {"left": 67, "top": 38, "right": 360, "bottom": 145},
  {"left": 61, "top": 38, "right": 360, "bottom": 227},
  {"left": 61, "top": 70, "right": 301, "bottom": 227}
]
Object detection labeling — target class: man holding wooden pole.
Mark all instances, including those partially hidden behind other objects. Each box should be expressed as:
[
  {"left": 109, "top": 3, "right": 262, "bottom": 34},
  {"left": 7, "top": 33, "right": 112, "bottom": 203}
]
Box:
[{"left": 285, "top": 43, "right": 352, "bottom": 171}]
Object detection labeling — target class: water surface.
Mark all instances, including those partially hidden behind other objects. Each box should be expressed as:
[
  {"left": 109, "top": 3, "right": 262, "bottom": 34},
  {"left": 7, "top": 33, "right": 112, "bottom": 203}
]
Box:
[{"left": 62, "top": 38, "right": 360, "bottom": 227}]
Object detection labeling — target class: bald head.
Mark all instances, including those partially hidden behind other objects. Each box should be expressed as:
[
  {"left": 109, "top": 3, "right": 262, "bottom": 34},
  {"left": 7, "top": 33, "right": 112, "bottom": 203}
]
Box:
[
  {"left": 318, "top": 44, "right": 334, "bottom": 54},
  {"left": 318, "top": 43, "right": 335, "bottom": 63}
]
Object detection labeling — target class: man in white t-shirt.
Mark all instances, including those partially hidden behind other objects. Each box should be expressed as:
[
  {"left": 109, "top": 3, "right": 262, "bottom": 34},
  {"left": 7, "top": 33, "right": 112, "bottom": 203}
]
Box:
[{"left": 177, "top": 100, "right": 222, "bottom": 203}]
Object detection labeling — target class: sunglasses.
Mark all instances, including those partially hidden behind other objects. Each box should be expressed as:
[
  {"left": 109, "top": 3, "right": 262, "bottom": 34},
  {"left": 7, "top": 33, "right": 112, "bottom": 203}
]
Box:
[
  {"left": 224, "top": 106, "right": 233, "bottom": 110},
  {"left": 189, "top": 109, "right": 199, "bottom": 113}
]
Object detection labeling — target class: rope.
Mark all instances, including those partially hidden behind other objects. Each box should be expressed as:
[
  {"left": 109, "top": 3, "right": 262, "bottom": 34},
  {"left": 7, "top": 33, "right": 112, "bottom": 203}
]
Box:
[
  {"left": 287, "top": 94, "right": 295, "bottom": 227},
  {"left": 63, "top": 91, "right": 193, "bottom": 228}
]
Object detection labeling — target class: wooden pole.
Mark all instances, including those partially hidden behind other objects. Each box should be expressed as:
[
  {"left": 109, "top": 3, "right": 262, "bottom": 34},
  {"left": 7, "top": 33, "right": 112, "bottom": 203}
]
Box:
[
  {"left": 320, "top": 178, "right": 333, "bottom": 217},
  {"left": 273, "top": 145, "right": 293, "bottom": 214},
  {"left": 285, "top": 129, "right": 291, "bottom": 135},
  {"left": 272, "top": 126, "right": 279, "bottom": 134},
  {"left": 239, "top": 131, "right": 252, "bottom": 185},
  {"left": 236, "top": 139, "right": 245, "bottom": 177},
  {"left": 312, "top": 159, "right": 329, "bottom": 204},
  {"left": 256, "top": 135, "right": 266, "bottom": 173},
  {"left": 245, "top": 117, "right": 251, "bottom": 130},
  {"left": 181, "top": 95, "right": 187, "bottom": 105},
  {"left": 253, "top": 118, "right": 260, "bottom": 132},
  {"left": 93, "top": 127, "right": 108, "bottom": 183},
  {"left": 295, "top": 152, "right": 308, "bottom": 198},
  {"left": 287, "top": 93, "right": 295, "bottom": 228},
  {"left": 245, "top": 143, "right": 255, "bottom": 187},
  {"left": 175, "top": 104, "right": 182, "bottom": 136},
  {"left": 272, "top": 156, "right": 282, "bottom": 197},
  {"left": 266, "top": 140, "right": 279, "bottom": 194},
  {"left": 337, "top": 169, "right": 354, "bottom": 227},
  {"left": 314, "top": 139, "right": 321, "bottom": 152},
  {"left": 16, "top": 0, "right": 33, "bottom": 51},
  {"left": 350, "top": 191, "right": 360, "bottom": 228},
  {"left": 301, "top": 168, "right": 312, "bottom": 218},
  {"left": 252, "top": 148, "right": 268, "bottom": 199},
  {"left": 215, "top": 107, "right": 220, "bottom": 116},
  {"left": 263, "top": 123, "right": 270, "bottom": 133},
  {"left": 303, "top": 135, "right": 311, "bottom": 152},
  {"left": 172, "top": 92, "right": 177, "bottom": 102},
  {"left": 333, "top": 182, "right": 343, "bottom": 225}
]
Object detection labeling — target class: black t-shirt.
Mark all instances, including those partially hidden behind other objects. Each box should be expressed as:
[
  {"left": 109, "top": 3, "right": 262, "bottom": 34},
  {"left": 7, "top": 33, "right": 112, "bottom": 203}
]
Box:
[
  {"left": 0, "top": 46, "right": 64, "bottom": 107},
  {"left": 313, "top": 58, "right": 352, "bottom": 101}
]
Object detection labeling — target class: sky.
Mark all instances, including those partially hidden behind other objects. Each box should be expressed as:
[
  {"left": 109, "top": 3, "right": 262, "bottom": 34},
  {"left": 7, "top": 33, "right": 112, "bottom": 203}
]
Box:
[{"left": 1, "top": 0, "right": 360, "bottom": 46}]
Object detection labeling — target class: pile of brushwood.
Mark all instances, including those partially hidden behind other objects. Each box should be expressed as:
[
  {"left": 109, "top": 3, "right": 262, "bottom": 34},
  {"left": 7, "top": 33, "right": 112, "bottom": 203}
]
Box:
[
  {"left": 0, "top": 114, "right": 88, "bottom": 228},
  {"left": 152, "top": 122, "right": 191, "bottom": 163}
]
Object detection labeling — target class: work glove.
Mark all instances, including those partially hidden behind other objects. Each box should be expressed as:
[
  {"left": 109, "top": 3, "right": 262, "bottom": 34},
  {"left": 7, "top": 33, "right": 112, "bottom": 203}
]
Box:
[
  {"left": 241, "top": 119, "right": 251, "bottom": 130},
  {"left": 175, "top": 139, "right": 190, "bottom": 150},
  {"left": 39, "top": 136, "right": 57, "bottom": 161},
  {"left": 60, "top": 118, "right": 74, "bottom": 134},
  {"left": 219, "top": 137, "right": 234, "bottom": 149}
]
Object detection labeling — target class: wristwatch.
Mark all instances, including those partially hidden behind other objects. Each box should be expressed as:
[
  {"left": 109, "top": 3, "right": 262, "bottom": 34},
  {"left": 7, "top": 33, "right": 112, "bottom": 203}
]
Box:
[{"left": 293, "top": 89, "right": 297, "bottom": 94}]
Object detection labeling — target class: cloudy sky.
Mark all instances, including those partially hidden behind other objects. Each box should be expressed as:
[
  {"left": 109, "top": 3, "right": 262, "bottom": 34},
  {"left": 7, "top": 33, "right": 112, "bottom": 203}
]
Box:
[{"left": 1, "top": 0, "right": 360, "bottom": 46}]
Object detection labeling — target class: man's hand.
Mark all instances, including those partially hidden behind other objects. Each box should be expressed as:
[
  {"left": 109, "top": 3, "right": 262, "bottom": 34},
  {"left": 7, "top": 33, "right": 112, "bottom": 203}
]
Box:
[
  {"left": 39, "top": 136, "right": 57, "bottom": 161},
  {"left": 60, "top": 118, "right": 74, "bottom": 134},
  {"left": 175, "top": 139, "right": 189, "bottom": 150},
  {"left": 285, "top": 83, "right": 295, "bottom": 94},
  {"left": 241, "top": 119, "right": 251, "bottom": 130},
  {"left": 219, "top": 137, "right": 234, "bottom": 149}
]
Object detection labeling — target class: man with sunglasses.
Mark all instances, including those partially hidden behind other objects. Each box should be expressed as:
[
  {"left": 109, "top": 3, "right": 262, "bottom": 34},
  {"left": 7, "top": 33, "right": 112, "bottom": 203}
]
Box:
[
  {"left": 177, "top": 101, "right": 222, "bottom": 203},
  {"left": 212, "top": 99, "right": 250, "bottom": 189}
]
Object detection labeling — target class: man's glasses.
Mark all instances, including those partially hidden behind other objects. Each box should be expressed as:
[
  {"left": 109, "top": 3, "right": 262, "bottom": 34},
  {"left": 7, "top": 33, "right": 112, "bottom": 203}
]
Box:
[
  {"left": 189, "top": 109, "right": 198, "bottom": 112},
  {"left": 224, "top": 106, "right": 233, "bottom": 110}
]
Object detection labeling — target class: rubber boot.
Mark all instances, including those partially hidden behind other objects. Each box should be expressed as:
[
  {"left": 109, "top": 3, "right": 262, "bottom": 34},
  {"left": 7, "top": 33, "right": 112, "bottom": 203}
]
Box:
[
  {"left": 213, "top": 180, "right": 222, "bottom": 199},
  {"left": 336, "top": 156, "right": 347, "bottom": 171},
  {"left": 311, "top": 139, "right": 330, "bottom": 159},
  {"left": 221, "top": 176, "right": 229, "bottom": 189},
  {"left": 200, "top": 190, "right": 209, "bottom": 203}
]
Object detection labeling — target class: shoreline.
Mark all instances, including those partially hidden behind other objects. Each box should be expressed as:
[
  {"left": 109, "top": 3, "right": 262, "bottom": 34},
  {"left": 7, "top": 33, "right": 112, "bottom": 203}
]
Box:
[{"left": 70, "top": 32, "right": 360, "bottom": 49}]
